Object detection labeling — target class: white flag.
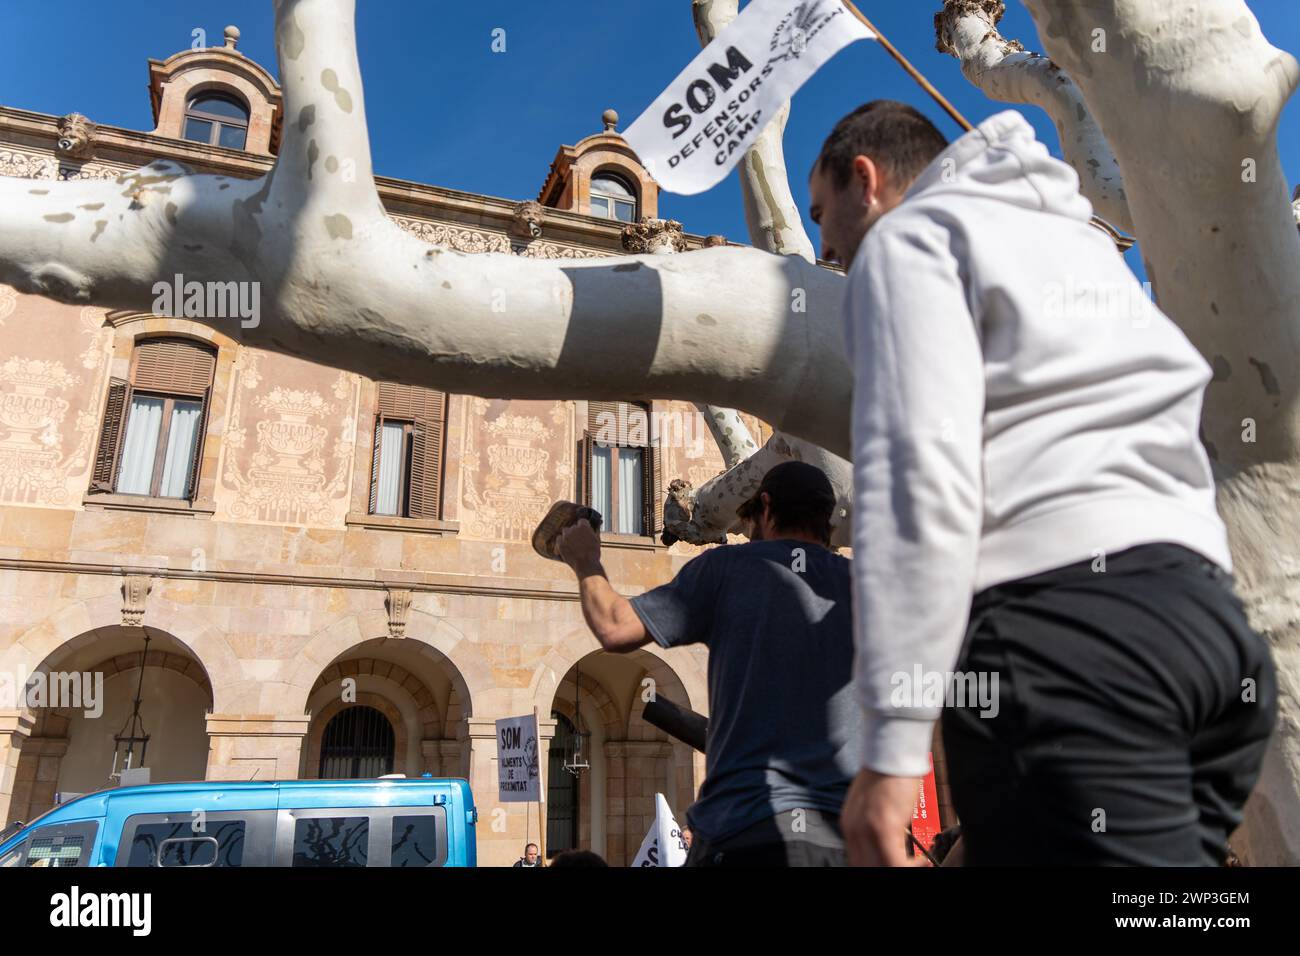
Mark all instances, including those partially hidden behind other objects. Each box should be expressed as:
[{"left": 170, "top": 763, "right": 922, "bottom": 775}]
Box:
[
  {"left": 623, "top": 0, "right": 875, "bottom": 196},
  {"left": 631, "top": 793, "right": 689, "bottom": 867}
]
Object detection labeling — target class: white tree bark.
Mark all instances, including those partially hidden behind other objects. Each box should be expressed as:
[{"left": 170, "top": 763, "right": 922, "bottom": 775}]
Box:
[
  {"left": 1019, "top": 0, "right": 1300, "bottom": 865},
  {"left": 0, "top": 0, "right": 852, "bottom": 460},
  {"left": 935, "top": 0, "right": 1133, "bottom": 233},
  {"left": 663, "top": 0, "right": 853, "bottom": 548}
]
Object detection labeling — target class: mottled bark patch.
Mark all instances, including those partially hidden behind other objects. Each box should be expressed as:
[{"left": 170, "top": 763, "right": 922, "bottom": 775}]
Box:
[
  {"left": 280, "top": 7, "right": 306, "bottom": 60},
  {"left": 324, "top": 213, "right": 353, "bottom": 240},
  {"left": 1248, "top": 357, "right": 1281, "bottom": 397},
  {"left": 320, "top": 69, "right": 353, "bottom": 113},
  {"left": 43, "top": 213, "right": 74, "bottom": 223}
]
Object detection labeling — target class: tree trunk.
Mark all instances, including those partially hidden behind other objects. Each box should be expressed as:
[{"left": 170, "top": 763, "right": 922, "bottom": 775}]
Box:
[{"left": 1021, "top": 0, "right": 1300, "bottom": 864}]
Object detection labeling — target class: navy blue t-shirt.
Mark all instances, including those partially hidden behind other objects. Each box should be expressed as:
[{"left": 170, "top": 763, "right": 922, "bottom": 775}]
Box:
[{"left": 629, "top": 539, "right": 863, "bottom": 843}]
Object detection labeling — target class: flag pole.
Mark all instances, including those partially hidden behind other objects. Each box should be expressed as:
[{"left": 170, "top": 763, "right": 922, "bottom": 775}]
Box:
[
  {"left": 839, "top": 0, "right": 974, "bottom": 132},
  {"left": 837, "top": 1, "right": 1134, "bottom": 250}
]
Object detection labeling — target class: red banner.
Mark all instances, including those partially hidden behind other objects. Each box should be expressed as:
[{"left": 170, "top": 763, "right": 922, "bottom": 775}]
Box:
[{"left": 911, "top": 752, "right": 942, "bottom": 851}]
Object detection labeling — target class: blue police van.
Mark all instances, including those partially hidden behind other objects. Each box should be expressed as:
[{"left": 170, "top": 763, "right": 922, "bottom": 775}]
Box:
[{"left": 0, "top": 776, "right": 477, "bottom": 868}]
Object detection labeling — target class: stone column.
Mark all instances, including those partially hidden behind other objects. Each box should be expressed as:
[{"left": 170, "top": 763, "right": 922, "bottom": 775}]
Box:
[
  {"left": 0, "top": 710, "right": 34, "bottom": 826},
  {"left": 204, "top": 714, "right": 311, "bottom": 781},
  {"left": 604, "top": 739, "right": 673, "bottom": 865},
  {"left": 419, "top": 738, "right": 463, "bottom": 777},
  {"left": 467, "top": 715, "right": 554, "bottom": 867}
]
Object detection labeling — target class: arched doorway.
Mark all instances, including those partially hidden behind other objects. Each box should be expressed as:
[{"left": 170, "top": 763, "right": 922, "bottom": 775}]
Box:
[
  {"left": 10, "top": 625, "right": 213, "bottom": 823},
  {"left": 318, "top": 705, "right": 395, "bottom": 779},
  {"left": 546, "top": 712, "right": 580, "bottom": 853},
  {"left": 544, "top": 648, "right": 697, "bottom": 864},
  {"left": 300, "top": 637, "right": 472, "bottom": 780}
]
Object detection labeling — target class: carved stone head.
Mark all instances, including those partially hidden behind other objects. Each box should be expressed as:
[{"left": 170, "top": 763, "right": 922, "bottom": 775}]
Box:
[
  {"left": 621, "top": 217, "right": 687, "bottom": 255},
  {"left": 56, "top": 113, "right": 97, "bottom": 161},
  {"left": 510, "top": 200, "right": 545, "bottom": 240}
]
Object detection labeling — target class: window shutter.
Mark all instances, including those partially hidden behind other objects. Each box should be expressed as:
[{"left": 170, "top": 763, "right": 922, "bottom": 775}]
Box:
[
  {"left": 375, "top": 383, "right": 446, "bottom": 519},
  {"left": 648, "top": 444, "right": 663, "bottom": 535},
  {"left": 90, "top": 378, "right": 130, "bottom": 492},
  {"left": 577, "top": 432, "right": 593, "bottom": 507},
  {"left": 368, "top": 416, "right": 384, "bottom": 514},
  {"left": 408, "top": 412, "right": 444, "bottom": 519},
  {"left": 587, "top": 401, "right": 619, "bottom": 445},
  {"left": 185, "top": 387, "right": 212, "bottom": 500},
  {"left": 132, "top": 339, "right": 216, "bottom": 396}
]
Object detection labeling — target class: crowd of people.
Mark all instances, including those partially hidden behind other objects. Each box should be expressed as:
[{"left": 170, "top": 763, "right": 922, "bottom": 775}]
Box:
[{"left": 548, "top": 101, "right": 1276, "bottom": 867}]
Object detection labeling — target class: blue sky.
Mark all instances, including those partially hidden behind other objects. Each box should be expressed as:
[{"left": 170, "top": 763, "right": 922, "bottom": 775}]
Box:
[{"left": 2, "top": 0, "right": 1298, "bottom": 271}]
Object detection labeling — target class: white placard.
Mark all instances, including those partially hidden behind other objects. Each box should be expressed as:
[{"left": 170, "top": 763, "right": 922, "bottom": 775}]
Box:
[
  {"left": 495, "top": 714, "right": 541, "bottom": 803},
  {"left": 622, "top": 0, "right": 875, "bottom": 196}
]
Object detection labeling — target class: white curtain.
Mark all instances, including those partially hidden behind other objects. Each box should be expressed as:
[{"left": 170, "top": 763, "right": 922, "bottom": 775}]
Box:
[
  {"left": 590, "top": 445, "right": 611, "bottom": 527},
  {"left": 116, "top": 396, "right": 164, "bottom": 495},
  {"left": 375, "top": 421, "right": 405, "bottom": 515},
  {"left": 618, "top": 449, "right": 643, "bottom": 535},
  {"left": 158, "top": 400, "right": 202, "bottom": 498}
]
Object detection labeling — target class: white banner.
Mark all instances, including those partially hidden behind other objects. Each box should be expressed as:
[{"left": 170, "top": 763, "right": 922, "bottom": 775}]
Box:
[
  {"left": 631, "top": 793, "right": 689, "bottom": 867},
  {"left": 623, "top": 0, "right": 875, "bottom": 196},
  {"left": 495, "top": 714, "right": 541, "bottom": 803}
]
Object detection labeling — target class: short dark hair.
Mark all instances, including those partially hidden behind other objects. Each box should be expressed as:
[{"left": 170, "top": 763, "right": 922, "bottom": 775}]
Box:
[
  {"left": 813, "top": 100, "right": 949, "bottom": 191},
  {"left": 737, "top": 461, "right": 837, "bottom": 545}
]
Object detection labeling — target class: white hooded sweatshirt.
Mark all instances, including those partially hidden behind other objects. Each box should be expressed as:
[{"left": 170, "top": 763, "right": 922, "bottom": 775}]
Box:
[{"left": 843, "top": 110, "right": 1231, "bottom": 778}]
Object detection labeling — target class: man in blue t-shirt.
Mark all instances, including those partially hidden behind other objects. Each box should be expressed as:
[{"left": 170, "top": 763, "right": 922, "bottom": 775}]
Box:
[{"left": 556, "top": 461, "right": 864, "bottom": 866}]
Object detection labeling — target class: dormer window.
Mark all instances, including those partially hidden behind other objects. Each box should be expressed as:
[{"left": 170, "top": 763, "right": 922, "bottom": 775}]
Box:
[
  {"left": 183, "top": 93, "right": 249, "bottom": 150},
  {"left": 590, "top": 172, "right": 637, "bottom": 223}
]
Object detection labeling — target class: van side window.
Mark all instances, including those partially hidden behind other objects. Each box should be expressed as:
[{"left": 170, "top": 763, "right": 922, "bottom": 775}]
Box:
[
  {"left": 5, "top": 822, "right": 97, "bottom": 867},
  {"left": 117, "top": 812, "right": 273, "bottom": 867},
  {"left": 292, "top": 816, "right": 368, "bottom": 867},
  {"left": 127, "top": 820, "right": 246, "bottom": 867},
  {"left": 391, "top": 813, "right": 443, "bottom": 867}
]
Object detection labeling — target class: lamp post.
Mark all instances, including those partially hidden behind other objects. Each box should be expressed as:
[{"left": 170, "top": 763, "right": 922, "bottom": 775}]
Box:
[{"left": 110, "top": 633, "right": 152, "bottom": 781}]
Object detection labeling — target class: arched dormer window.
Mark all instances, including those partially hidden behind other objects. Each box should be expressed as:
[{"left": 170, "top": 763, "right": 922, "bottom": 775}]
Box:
[
  {"left": 183, "top": 92, "right": 250, "bottom": 150},
  {"left": 590, "top": 172, "right": 638, "bottom": 223}
]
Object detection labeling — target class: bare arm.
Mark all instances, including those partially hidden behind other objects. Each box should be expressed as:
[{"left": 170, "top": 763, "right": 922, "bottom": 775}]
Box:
[{"left": 558, "top": 522, "right": 652, "bottom": 654}]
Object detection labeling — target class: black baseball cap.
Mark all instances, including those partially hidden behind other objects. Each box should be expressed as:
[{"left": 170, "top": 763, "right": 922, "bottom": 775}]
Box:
[{"left": 736, "top": 461, "right": 837, "bottom": 522}]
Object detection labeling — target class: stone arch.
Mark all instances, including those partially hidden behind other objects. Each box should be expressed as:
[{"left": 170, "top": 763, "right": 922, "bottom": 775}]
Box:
[
  {"left": 303, "top": 695, "right": 406, "bottom": 779},
  {"left": 283, "top": 604, "right": 481, "bottom": 722},
  {"left": 9, "top": 628, "right": 215, "bottom": 822},
  {"left": 530, "top": 623, "right": 704, "bottom": 719}
]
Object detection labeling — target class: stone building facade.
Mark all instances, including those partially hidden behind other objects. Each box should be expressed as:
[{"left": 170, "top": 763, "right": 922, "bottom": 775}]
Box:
[
  {"left": 0, "top": 27, "right": 786, "bottom": 867},
  {"left": 0, "top": 26, "right": 957, "bottom": 866}
]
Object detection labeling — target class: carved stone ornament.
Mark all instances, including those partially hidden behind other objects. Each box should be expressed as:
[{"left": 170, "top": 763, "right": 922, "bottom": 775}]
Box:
[
  {"left": 510, "top": 200, "right": 546, "bottom": 240},
  {"left": 121, "top": 574, "right": 153, "bottom": 627},
  {"left": 56, "top": 113, "right": 98, "bottom": 161},
  {"left": 386, "top": 588, "right": 413, "bottom": 638},
  {"left": 621, "top": 217, "right": 688, "bottom": 255}
]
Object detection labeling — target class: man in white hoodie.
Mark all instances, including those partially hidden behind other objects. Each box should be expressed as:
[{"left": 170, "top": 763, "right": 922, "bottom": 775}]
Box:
[{"left": 809, "top": 100, "right": 1276, "bottom": 866}]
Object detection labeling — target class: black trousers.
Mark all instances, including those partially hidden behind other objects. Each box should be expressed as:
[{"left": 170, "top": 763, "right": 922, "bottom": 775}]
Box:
[
  {"left": 684, "top": 810, "right": 847, "bottom": 867},
  {"left": 942, "top": 543, "right": 1276, "bottom": 866}
]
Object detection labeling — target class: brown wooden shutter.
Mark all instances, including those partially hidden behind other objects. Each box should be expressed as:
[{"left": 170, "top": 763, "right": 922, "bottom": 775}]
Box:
[
  {"left": 648, "top": 444, "right": 663, "bottom": 535},
  {"left": 185, "top": 387, "right": 211, "bottom": 500},
  {"left": 587, "top": 401, "right": 620, "bottom": 445},
  {"left": 376, "top": 383, "right": 446, "bottom": 519},
  {"left": 368, "top": 416, "right": 384, "bottom": 514},
  {"left": 90, "top": 378, "right": 130, "bottom": 492},
  {"left": 408, "top": 413, "right": 443, "bottom": 519},
  {"left": 577, "top": 432, "right": 593, "bottom": 507},
  {"left": 132, "top": 338, "right": 216, "bottom": 396}
]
